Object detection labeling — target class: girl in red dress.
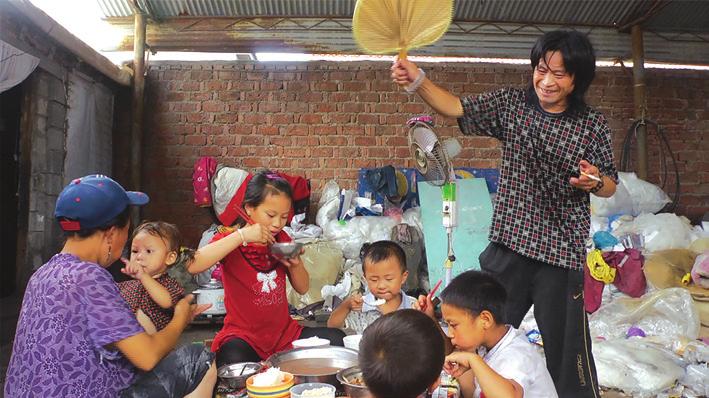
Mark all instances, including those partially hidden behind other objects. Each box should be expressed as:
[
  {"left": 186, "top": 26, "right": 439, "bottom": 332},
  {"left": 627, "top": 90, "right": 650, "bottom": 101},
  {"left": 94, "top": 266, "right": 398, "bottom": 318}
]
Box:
[{"left": 188, "top": 170, "right": 345, "bottom": 365}]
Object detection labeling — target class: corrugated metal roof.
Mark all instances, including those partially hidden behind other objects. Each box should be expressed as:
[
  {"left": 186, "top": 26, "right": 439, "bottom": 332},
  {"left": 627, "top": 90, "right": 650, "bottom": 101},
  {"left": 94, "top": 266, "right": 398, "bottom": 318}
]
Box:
[
  {"left": 96, "top": 0, "right": 709, "bottom": 64},
  {"left": 99, "top": 0, "right": 708, "bottom": 33},
  {"left": 452, "top": 0, "right": 649, "bottom": 27}
]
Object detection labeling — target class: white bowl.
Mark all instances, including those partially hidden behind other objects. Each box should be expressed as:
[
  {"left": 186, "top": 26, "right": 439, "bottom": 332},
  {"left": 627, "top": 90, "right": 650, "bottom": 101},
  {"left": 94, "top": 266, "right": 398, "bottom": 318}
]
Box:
[
  {"left": 290, "top": 382, "right": 336, "bottom": 398},
  {"left": 343, "top": 335, "right": 362, "bottom": 351},
  {"left": 292, "top": 336, "right": 330, "bottom": 348}
]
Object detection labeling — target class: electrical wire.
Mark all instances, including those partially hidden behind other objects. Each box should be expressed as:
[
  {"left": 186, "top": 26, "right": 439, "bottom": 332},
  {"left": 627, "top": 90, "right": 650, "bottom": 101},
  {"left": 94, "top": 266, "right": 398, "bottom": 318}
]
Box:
[{"left": 619, "top": 119, "right": 681, "bottom": 213}]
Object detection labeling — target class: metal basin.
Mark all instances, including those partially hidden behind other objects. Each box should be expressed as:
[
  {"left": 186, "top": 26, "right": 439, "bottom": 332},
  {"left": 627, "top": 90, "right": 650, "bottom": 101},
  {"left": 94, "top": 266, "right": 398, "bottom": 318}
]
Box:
[
  {"left": 336, "top": 366, "right": 372, "bottom": 398},
  {"left": 264, "top": 346, "right": 358, "bottom": 389},
  {"left": 217, "top": 362, "right": 263, "bottom": 389}
]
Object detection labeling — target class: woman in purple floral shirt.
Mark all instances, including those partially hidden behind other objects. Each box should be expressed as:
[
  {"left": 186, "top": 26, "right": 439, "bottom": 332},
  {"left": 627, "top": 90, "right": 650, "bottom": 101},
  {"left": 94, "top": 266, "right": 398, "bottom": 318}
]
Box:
[{"left": 4, "top": 175, "right": 216, "bottom": 398}]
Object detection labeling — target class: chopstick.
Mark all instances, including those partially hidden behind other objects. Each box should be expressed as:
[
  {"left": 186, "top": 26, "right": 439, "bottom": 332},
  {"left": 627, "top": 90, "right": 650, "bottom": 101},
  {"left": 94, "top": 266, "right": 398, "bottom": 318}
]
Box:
[
  {"left": 428, "top": 279, "right": 443, "bottom": 301},
  {"left": 421, "top": 279, "right": 442, "bottom": 312}
]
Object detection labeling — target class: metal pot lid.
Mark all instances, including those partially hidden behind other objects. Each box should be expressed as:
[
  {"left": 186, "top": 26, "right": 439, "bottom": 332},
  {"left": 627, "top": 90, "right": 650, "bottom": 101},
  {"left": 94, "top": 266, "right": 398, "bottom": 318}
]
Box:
[{"left": 199, "top": 278, "right": 223, "bottom": 289}]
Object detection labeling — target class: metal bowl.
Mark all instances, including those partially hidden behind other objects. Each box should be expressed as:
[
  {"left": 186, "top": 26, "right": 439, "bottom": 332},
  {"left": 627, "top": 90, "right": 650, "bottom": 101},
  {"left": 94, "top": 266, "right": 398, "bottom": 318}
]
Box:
[
  {"left": 270, "top": 242, "right": 303, "bottom": 259},
  {"left": 217, "top": 362, "right": 263, "bottom": 389},
  {"left": 336, "top": 366, "right": 371, "bottom": 398},
  {"left": 264, "top": 346, "right": 358, "bottom": 389}
]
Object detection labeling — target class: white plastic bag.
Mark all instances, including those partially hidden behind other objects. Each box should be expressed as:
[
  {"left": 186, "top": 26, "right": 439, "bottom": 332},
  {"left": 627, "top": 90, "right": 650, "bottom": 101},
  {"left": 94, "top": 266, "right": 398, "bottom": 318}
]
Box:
[
  {"left": 593, "top": 338, "right": 685, "bottom": 397},
  {"left": 612, "top": 213, "right": 698, "bottom": 252},
  {"left": 316, "top": 180, "right": 341, "bottom": 227},
  {"left": 680, "top": 364, "right": 709, "bottom": 397},
  {"left": 589, "top": 287, "right": 700, "bottom": 340},
  {"left": 322, "top": 216, "right": 399, "bottom": 259},
  {"left": 621, "top": 172, "right": 672, "bottom": 215},
  {"left": 591, "top": 177, "right": 634, "bottom": 216},
  {"left": 283, "top": 213, "right": 323, "bottom": 243}
]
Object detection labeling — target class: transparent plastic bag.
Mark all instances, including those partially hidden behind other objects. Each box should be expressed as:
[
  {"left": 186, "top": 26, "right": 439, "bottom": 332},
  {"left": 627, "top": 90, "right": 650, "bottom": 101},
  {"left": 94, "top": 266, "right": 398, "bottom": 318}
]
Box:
[
  {"left": 680, "top": 364, "right": 709, "bottom": 397},
  {"left": 316, "top": 180, "right": 341, "bottom": 227},
  {"left": 402, "top": 207, "right": 423, "bottom": 233},
  {"left": 286, "top": 242, "right": 344, "bottom": 309},
  {"left": 593, "top": 338, "right": 685, "bottom": 397},
  {"left": 621, "top": 172, "right": 672, "bottom": 215},
  {"left": 591, "top": 177, "right": 634, "bottom": 217},
  {"left": 612, "top": 213, "right": 697, "bottom": 252},
  {"left": 589, "top": 287, "right": 700, "bottom": 340},
  {"left": 322, "top": 216, "right": 398, "bottom": 259}
]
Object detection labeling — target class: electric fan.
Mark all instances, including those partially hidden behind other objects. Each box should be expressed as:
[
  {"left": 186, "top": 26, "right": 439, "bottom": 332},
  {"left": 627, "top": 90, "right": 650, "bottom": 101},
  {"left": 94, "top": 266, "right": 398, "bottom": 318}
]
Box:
[{"left": 407, "top": 115, "right": 461, "bottom": 287}]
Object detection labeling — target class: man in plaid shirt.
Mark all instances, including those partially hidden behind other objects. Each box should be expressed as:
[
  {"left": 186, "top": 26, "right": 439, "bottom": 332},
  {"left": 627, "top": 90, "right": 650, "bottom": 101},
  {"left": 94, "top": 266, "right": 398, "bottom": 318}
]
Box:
[{"left": 392, "top": 31, "right": 617, "bottom": 398}]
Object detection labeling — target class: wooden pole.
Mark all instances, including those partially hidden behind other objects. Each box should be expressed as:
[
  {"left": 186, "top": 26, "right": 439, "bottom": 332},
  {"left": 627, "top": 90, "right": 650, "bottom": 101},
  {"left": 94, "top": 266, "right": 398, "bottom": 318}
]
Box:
[
  {"left": 130, "top": 11, "right": 146, "bottom": 224},
  {"left": 631, "top": 24, "right": 648, "bottom": 180}
]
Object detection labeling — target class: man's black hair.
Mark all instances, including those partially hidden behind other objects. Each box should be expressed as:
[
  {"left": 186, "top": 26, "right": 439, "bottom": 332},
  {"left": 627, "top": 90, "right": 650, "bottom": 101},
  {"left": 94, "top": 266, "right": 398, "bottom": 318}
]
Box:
[
  {"left": 440, "top": 270, "right": 507, "bottom": 324},
  {"left": 359, "top": 309, "right": 445, "bottom": 398},
  {"left": 359, "top": 240, "right": 407, "bottom": 274},
  {"left": 526, "top": 30, "right": 596, "bottom": 116}
]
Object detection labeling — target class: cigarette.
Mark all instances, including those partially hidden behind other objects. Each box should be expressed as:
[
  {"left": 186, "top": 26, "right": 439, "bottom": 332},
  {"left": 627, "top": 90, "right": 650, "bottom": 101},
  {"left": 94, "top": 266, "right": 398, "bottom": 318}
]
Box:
[{"left": 580, "top": 172, "right": 602, "bottom": 182}]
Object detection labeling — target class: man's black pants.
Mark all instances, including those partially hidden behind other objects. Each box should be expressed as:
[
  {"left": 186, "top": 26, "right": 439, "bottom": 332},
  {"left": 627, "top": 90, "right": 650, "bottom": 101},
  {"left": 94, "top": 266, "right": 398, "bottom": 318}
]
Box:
[{"left": 479, "top": 242, "right": 600, "bottom": 398}]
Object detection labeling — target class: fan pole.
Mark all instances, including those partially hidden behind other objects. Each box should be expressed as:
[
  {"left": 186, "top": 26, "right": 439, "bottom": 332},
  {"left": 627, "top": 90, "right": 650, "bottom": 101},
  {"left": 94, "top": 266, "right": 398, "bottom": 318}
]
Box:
[{"left": 442, "top": 181, "right": 457, "bottom": 286}]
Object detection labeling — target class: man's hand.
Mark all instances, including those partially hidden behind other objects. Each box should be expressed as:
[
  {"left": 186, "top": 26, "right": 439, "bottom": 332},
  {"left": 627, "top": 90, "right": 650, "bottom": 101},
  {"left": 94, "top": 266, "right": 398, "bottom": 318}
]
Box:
[
  {"left": 569, "top": 160, "right": 602, "bottom": 192},
  {"left": 391, "top": 57, "right": 420, "bottom": 87}
]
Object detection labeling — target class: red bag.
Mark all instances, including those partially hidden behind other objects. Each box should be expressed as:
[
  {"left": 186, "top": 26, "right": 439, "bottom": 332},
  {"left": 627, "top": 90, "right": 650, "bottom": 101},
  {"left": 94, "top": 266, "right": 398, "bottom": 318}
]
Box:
[{"left": 193, "top": 157, "right": 218, "bottom": 207}]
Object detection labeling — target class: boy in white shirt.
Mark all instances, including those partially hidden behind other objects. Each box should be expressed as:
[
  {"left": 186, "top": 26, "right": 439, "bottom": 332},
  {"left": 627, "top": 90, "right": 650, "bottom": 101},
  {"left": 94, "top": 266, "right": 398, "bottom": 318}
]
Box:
[{"left": 417, "top": 271, "right": 557, "bottom": 398}]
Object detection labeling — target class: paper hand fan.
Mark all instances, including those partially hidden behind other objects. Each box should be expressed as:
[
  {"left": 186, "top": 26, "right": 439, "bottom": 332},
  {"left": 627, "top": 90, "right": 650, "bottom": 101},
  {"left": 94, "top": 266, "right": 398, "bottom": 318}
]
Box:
[{"left": 352, "top": 0, "right": 454, "bottom": 59}]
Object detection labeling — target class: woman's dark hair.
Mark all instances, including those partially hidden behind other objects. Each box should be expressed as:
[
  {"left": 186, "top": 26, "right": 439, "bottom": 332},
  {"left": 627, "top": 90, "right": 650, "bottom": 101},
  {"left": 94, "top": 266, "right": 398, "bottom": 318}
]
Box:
[
  {"left": 440, "top": 270, "right": 507, "bottom": 324},
  {"left": 234, "top": 170, "right": 293, "bottom": 226},
  {"left": 359, "top": 309, "right": 445, "bottom": 398},
  {"left": 526, "top": 30, "right": 596, "bottom": 116},
  {"left": 359, "top": 240, "right": 407, "bottom": 274},
  {"left": 132, "top": 221, "right": 195, "bottom": 268},
  {"left": 61, "top": 207, "right": 130, "bottom": 239}
]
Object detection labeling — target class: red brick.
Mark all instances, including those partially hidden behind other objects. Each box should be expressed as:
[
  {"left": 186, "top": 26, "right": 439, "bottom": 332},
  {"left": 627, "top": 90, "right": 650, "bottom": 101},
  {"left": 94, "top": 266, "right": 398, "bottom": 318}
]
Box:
[
  {"left": 258, "top": 102, "right": 281, "bottom": 113},
  {"left": 185, "top": 135, "right": 206, "bottom": 145},
  {"left": 201, "top": 101, "right": 224, "bottom": 112},
  {"left": 312, "top": 147, "right": 333, "bottom": 157},
  {"left": 300, "top": 114, "right": 323, "bottom": 124},
  {"left": 243, "top": 113, "right": 267, "bottom": 124},
  {"left": 312, "top": 126, "right": 337, "bottom": 135},
  {"left": 242, "top": 135, "right": 265, "bottom": 145},
  {"left": 286, "top": 125, "right": 308, "bottom": 136},
  {"left": 313, "top": 82, "right": 338, "bottom": 92},
  {"left": 311, "top": 103, "right": 336, "bottom": 112},
  {"left": 257, "top": 125, "right": 280, "bottom": 135}
]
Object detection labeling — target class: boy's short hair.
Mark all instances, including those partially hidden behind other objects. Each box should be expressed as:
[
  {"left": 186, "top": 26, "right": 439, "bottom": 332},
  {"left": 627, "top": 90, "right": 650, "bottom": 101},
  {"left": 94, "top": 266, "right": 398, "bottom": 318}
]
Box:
[
  {"left": 440, "top": 270, "right": 507, "bottom": 324},
  {"left": 359, "top": 309, "right": 444, "bottom": 398},
  {"left": 359, "top": 240, "right": 407, "bottom": 273}
]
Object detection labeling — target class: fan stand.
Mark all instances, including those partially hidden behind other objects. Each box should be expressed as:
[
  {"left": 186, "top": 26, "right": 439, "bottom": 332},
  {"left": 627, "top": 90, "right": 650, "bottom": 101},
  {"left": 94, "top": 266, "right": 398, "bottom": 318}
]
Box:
[
  {"left": 442, "top": 182, "right": 456, "bottom": 287},
  {"left": 407, "top": 115, "right": 459, "bottom": 288}
]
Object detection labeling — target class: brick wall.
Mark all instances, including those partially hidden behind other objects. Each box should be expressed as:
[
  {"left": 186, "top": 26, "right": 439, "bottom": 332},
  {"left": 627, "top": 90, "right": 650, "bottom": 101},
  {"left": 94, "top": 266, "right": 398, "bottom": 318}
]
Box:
[{"left": 143, "top": 61, "right": 709, "bottom": 244}]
